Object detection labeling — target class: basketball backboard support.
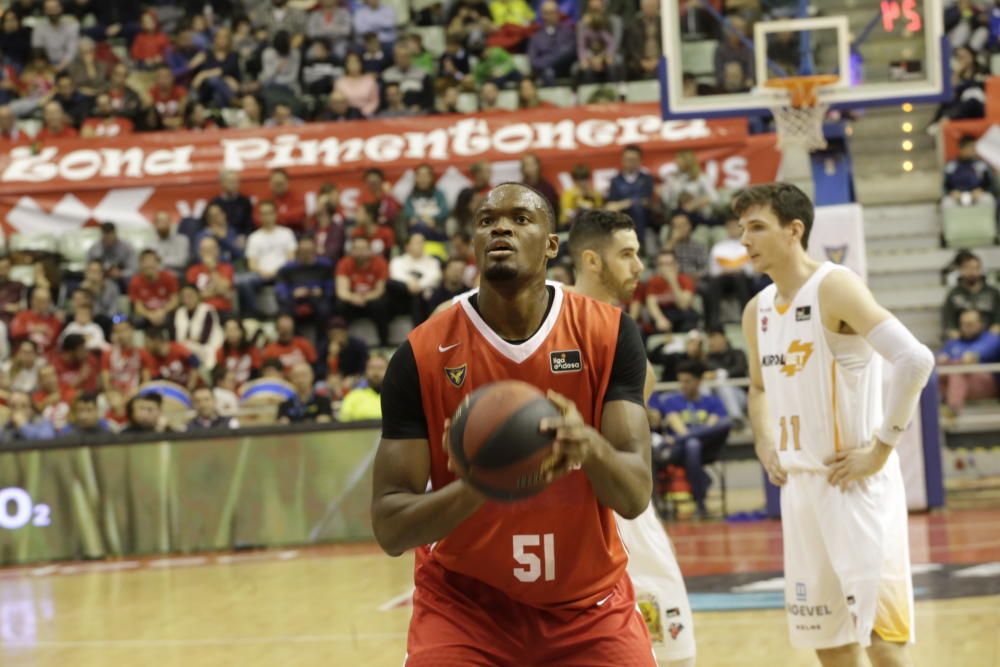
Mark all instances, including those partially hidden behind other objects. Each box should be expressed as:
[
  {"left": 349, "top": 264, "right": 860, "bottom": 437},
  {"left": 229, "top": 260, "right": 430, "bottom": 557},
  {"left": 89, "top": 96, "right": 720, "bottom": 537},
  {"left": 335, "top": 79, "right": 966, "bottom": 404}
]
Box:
[{"left": 660, "top": 0, "right": 948, "bottom": 119}]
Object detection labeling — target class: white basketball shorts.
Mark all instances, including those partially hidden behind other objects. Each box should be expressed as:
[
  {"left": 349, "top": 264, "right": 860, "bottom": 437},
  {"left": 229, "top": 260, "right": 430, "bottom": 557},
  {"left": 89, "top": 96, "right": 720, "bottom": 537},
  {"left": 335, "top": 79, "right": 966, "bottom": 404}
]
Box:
[
  {"left": 781, "top": 451, "right": 914, "bottom": 649},
  {"left": 617, "top": 502, "right": 696, "bottom": 663}
]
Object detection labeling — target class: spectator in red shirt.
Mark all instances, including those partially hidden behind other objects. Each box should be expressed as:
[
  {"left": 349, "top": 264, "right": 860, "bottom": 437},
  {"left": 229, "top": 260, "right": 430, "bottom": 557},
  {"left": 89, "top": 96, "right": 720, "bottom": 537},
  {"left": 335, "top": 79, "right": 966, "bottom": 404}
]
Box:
[
  {"left": 349, "top": 204, "right": 396, "bottom": 259},
  {"left": 149, "top": 64, "right": 186, "bottom": 130},
  {"left": 262, "top": 313, "right": 318, "bottom": 375},
  {"left": 50, "top": 333, "right": 99, "bottom": 393},
  {"left": 32, "top": 364, "right": 74, "bottom": 431},
  {"left": 80, "top": 93, "right": 134, "bottom": 138},
  {"left": 216, "top": 319, "right": 261, "bottom": 387},
  {"left": 101, "top": 317, "right": 144, "bottom": 398},
  {"left": 131, "top": 11, "right": 170, "bottom": 69},
  {"left": 360, "top": 167, "right": 402, "bottom": 230},
  {"left": 267, "top": 168, "right": 307, "bottom": 232},
  {"left": 645, "top": 249, "right": 700, "bottom": 333},
  {"left": 335, "top": 236, "right": 391, "bottom": 346},
  {"left": 11, "top": 287, "right": 62, "bottom": 354},
  {"left": 0, "top": 254, "right": 26, "bottom": 326},
  {"left": 142, "top": 326, "right": 200, "bottom": 391},
  {"left": 35, "top": 100, "right": 78, "bottom": 141},
  {"left": 129, "top": 249, "right": 179, "bottom": 329},
  {"left": 185, "top": 236, "right": 235, "bottom": 313}
]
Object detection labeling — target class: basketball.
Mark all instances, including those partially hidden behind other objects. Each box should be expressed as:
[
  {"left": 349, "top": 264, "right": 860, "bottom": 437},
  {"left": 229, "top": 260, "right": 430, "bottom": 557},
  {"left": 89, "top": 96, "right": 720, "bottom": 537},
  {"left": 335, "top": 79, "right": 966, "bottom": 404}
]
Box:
[{"left": 448, "top": 380, "right": 562, "bottom": 501}]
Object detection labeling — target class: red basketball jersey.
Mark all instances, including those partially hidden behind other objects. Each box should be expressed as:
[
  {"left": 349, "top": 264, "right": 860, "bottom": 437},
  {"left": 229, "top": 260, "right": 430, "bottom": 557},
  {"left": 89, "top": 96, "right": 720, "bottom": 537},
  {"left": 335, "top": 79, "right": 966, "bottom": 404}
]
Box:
[{"left": 408, "top": 284, "right": 628, "bottom": 610}]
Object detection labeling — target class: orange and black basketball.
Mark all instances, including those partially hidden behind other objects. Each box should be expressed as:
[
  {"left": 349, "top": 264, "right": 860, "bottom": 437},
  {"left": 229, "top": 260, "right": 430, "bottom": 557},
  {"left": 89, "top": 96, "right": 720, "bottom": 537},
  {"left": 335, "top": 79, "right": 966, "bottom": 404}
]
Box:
[{"left": 448, "top": 380, "right": 562, "bottom": 501}]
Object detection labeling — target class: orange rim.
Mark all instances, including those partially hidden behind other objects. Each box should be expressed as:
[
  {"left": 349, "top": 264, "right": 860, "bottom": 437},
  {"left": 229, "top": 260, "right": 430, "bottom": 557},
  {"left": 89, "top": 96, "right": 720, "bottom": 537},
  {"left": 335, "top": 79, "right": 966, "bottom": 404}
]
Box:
[{"left": 764, "top": 75, "right": 839, "bottom": 108}]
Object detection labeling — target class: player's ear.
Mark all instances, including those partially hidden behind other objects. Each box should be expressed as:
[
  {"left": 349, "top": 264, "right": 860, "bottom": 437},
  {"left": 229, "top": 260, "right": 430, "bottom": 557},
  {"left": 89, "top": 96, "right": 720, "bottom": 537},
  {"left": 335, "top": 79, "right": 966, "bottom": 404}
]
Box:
[
  {"left": 545, "top": 233, "right": 559, "bottom": 260},
  {"left": 581, "top": 248, "right": 599, "bottom": 271},
  {"left": 788, "top": 219, "right": 804, "bottom": 246}
]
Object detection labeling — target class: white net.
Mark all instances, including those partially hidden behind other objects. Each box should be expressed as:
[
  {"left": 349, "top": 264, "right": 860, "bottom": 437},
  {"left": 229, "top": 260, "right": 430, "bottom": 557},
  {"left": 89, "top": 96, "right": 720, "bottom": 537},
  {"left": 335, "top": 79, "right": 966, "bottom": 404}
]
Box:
[{"left": 769, "top": 101, "right": 830, "bottom": 152}]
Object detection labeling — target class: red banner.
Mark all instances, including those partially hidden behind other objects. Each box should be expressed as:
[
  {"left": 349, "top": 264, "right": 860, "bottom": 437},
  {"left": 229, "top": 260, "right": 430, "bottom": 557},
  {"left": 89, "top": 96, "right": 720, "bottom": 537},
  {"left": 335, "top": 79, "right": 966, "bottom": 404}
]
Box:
[{"left": 0, "top": 103, "right": 779, "bottom": 236}]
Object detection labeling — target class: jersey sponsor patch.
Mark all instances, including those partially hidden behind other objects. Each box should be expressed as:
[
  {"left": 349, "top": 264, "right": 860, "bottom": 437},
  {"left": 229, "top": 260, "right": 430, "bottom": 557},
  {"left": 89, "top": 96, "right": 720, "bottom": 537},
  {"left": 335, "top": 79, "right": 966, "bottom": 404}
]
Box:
[
  {"left": 795, "top": 306, "right": 811, "bottom": 322},
  {"left": 549, "top": 349, "right": 582, "bottom": 373},
  {"left": 444, "top": 364, "right": 467, "bottom": 387}
]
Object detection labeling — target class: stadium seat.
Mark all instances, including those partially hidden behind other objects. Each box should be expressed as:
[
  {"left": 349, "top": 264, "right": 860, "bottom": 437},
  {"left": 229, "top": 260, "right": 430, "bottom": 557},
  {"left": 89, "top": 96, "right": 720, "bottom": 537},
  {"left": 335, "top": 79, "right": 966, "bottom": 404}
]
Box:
[
  {"left": 511, "top": 55, "right": 531, "bottom": 76},
  {"left": 942, "top": 203, "right": 997, "bottom": 248},
  {"left": 496, "top": 89, "right": 519, "bottom": 110},
  {"left": 537, "top": 86, "right": 575, "bottom": 107},
  {"left": 9, "top": 233, "right": 57, "bottom": 254},
  {"left": 625, "top": 79, "right": 662, "bottom": 103},
  {"left": 383, "top": 0, "right": 410, "bottom": 27},
  {"left": 992, "top": 53, "right": 1000, "bottom": 76},
  {"left": 59, "top": 227, "right": 102, "bottom": 272},
  {"left": 680, "top": 40, "right": 717, "bottom": 77},
  {"left": 413, "top": 26, "right": 446, "bottom": 57},
  {"left": 119, "top": 226, "right": 159, "bottom": 255},
  {"left": 456, "top": 92, "right": 478, "bottom": 114},
  {"left": 9, "top": 264, "right": 35, "bottom": 286}
]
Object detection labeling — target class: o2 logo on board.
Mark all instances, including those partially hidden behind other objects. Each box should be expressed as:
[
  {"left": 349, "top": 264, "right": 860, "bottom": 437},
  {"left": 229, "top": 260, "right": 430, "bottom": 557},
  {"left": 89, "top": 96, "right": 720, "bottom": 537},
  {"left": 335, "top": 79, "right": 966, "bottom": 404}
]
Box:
[{"left": 0, "top": 488, "right": 50, "bottom": 530}]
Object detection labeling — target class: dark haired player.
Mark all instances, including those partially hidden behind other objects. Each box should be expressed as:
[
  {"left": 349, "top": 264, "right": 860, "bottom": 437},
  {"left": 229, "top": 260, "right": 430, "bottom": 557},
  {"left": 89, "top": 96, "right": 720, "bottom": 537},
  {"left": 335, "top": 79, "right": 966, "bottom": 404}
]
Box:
[
  {"left": 568, "top": 209, "right": 696, "bottom": 666},
  {"left": 371, "top": 183, "right": 656, "bottom": 666}
]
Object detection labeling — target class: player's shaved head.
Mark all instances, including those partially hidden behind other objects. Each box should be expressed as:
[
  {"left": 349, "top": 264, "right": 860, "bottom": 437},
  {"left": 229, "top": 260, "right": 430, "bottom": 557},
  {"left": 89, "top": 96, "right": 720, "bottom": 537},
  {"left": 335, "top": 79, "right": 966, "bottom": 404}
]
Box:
[
  {"left": 473, "top": 183, "right": 559, "bottom": 284},
  {"left": 477, "top": 182, "right": 556, "bottom": 232},
  {"left": 568, "top": 209, "right": 637, "bottom": 262}
]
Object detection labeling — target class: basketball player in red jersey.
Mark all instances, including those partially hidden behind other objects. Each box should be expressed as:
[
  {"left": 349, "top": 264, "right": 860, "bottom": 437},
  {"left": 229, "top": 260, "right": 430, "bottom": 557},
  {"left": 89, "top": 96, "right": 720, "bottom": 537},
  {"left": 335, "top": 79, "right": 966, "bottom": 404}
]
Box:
[
  {"left": 372, "top": 182, "right": 656, "bottom": 666},
  {"left": 568, "top": 209, "right": 697, "bottom": 667}
]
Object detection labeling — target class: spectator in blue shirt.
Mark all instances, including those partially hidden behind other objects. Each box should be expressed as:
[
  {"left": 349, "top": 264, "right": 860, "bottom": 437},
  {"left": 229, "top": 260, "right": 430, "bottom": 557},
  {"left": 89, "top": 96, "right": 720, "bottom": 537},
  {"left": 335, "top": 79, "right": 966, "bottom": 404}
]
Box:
[
  {"left": 607, "top": 144, "right": 659, "bottom": 250},
  {"left": 276, "top": 237, "right": 334, "bottom": 348},
  {"left": 527, "top": 0, "right": 575, "bottom": 85},
  {"left": 937, "top": 309, "right": 1000, "bottom": 415},
  {"left": 2, "top": 391, "right": 56, "bottom": 443},
  {"left": 353, "top": 0, "right": 397, "bottom": 46},
  {"left": 943, "top": 134, "right": 996, "bottom": 209},
  {"left": 649, "top": 359, "right": 730, "bottom": 517},
  {"left": 60, "top": 391, "right": 111, "bottom": 437}
]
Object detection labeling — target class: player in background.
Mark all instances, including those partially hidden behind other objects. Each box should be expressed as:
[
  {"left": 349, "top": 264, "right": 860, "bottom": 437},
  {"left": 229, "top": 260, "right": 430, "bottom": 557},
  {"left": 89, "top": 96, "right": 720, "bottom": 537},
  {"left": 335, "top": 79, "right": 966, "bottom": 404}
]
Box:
[
  {"left": 567, "top": 209, "right": 696, "bottom": 667},
  {"left": 738, "top": 183, "right": 933, "bottom": 667},
  {"left": 372, "top": 183, "right": 657, "bottom": 666}
]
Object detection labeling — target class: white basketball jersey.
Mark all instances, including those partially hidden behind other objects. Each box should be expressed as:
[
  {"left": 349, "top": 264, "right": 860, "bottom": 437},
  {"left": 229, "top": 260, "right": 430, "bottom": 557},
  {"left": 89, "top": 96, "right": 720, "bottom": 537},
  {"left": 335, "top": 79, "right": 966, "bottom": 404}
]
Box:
[{"left": 756, "top": 263, "right": 883, "bottom": 472}]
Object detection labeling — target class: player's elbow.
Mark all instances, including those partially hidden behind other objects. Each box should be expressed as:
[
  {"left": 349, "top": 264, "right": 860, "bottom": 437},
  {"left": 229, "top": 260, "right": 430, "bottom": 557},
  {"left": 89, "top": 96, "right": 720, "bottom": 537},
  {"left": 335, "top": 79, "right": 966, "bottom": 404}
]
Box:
[
  {"left": 899, "top": 343, "right": 936, "bottom": 388},
  {"left": 617, "top": 496, "right": 648, "bottom": 520},
  {"left": 371, "top": 505, "right": 406, "bottom": 557}
]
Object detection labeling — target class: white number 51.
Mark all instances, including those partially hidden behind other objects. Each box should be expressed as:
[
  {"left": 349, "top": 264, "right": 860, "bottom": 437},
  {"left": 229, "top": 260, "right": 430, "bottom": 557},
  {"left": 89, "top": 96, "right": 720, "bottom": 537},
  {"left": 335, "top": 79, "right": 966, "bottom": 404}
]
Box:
[{"left": 512, "top": 534, "right": 555, "bottom": 582}]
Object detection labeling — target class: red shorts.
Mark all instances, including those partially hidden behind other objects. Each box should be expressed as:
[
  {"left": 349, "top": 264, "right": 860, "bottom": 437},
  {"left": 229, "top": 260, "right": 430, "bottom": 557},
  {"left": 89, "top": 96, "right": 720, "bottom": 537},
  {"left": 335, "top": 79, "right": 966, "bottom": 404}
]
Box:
[{"left": 405, "top": 558, "right": 656, "bottom": 667}]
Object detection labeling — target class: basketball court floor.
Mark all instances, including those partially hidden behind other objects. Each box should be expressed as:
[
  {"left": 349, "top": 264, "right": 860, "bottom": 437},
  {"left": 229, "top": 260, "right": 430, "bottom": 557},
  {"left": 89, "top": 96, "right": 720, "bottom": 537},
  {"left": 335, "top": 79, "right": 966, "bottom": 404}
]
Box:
[{"left": 0, "top": 506, "right": 998, "bottom": 667}]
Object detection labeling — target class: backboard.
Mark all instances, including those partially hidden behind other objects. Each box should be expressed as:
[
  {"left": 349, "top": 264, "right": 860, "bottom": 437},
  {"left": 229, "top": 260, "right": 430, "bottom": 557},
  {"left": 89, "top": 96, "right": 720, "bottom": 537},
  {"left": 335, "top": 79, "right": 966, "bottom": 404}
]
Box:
[{"left": 660, "top": 0, "right": 948, "bottom": 118}]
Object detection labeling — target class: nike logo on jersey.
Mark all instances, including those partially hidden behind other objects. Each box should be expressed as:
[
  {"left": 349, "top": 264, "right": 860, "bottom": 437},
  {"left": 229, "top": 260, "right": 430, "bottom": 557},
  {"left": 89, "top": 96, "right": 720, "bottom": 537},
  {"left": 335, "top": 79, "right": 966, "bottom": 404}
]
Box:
[{"left": 438, "top": 342, "right": 461, "bottom": 352}]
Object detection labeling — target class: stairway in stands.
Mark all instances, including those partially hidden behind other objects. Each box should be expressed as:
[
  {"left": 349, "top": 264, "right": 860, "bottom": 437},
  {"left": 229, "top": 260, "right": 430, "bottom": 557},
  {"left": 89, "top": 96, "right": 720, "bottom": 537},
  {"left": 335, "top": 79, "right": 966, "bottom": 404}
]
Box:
[{"left": 851, "top": 105, "right": 1000, "bottom": 346}]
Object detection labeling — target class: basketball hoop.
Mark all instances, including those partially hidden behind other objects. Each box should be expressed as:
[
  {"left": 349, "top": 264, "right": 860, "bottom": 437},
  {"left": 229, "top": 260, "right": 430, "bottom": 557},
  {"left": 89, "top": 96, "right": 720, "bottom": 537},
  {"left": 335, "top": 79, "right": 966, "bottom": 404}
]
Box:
[{"left": 764, "top": 74, "right": 839, "bottom": 152}]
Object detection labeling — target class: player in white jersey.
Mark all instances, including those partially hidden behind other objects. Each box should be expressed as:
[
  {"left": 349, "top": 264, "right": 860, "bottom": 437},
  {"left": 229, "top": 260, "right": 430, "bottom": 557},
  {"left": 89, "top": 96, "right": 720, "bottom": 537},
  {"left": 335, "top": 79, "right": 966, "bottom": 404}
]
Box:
[
  {"left": 568, "top": 209, "right": 696, "bottom": 667},
  {"left": 736, "top": 183, "right": 934, "bottom": 667}
]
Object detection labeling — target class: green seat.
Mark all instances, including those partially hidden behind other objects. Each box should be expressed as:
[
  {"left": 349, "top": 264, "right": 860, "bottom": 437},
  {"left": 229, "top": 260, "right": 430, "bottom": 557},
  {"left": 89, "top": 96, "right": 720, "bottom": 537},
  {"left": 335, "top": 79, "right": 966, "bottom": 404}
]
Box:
[
  {"left": 118, "top": 226, "right": 158, "bottom": 255},
  {"left": 59, "top": 227, "right": 102, "bottom": 272},
  {"left": 943, "top": 203, "right": 996, "bottom": 248},
  {"left": 10, "top": 233, "right": 58, "bottom": 254}
]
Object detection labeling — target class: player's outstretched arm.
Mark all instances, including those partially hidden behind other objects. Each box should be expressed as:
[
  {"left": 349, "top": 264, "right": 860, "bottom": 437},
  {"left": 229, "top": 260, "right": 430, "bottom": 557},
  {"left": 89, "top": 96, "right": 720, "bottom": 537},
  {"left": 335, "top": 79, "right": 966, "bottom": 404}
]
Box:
[
  {"left": 742, "top": 295, "right": 787, "bottom": 486},
  {"left": 371, "top": 437, "right": 484, "bottom": 557},
  {"left": 818, "top": 270, "right": 935, "bottom": 488}
]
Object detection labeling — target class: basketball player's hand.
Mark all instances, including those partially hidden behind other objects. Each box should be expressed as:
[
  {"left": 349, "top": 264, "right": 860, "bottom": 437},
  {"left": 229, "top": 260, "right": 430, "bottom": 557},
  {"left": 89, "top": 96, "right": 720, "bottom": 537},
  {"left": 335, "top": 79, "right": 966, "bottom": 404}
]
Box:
[
  {"left": 442, "top": 418, "right": 485, "bottom": 502},
  {"left": 823, "top": 440, "right": 892, "bottom": 491},
  {"left": 539, "top": 390, "right": 597, "bottom": 481},
  {"left": 758, "top": 446, "right": 787, "bottom": 486}
]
